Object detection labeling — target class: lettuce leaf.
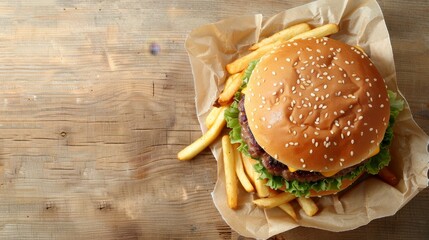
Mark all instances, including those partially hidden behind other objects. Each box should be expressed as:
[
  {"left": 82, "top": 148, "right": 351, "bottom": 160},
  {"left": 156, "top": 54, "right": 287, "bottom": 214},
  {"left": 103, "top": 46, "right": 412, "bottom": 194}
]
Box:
[
  {"left": 241, "top": 59, "right": 259, "bottom": 89},
  {"left": 224, "top": 60, "right": 259, "bottom": 156}
]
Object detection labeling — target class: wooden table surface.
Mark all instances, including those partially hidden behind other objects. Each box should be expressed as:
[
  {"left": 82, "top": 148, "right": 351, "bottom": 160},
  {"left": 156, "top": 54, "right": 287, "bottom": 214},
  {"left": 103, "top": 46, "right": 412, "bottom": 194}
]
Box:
[{"left": 0, "top": 0, "right": 427, "bottom": 239}]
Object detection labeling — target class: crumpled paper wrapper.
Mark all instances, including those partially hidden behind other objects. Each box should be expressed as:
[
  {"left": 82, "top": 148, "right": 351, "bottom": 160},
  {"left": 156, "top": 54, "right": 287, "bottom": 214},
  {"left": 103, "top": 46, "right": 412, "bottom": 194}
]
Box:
[{"left": 184, "top": 0, "right": 429, "bottom": 238}]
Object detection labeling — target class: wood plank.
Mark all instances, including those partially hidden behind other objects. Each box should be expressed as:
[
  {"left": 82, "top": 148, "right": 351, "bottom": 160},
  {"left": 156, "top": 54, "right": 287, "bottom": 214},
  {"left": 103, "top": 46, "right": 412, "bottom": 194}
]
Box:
[{"left": 0, "top": 0, "right": 426, "bottom": 239}]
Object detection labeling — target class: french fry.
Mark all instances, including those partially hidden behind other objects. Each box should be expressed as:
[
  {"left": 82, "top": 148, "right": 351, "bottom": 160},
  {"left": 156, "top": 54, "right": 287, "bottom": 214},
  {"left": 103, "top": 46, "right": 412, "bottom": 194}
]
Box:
[
  {"left": 297, "top": 197, "right": 318, "bottom": 217},
  {"left": 378, "top": 167, "right": 399, "bottom": 186},
  {"left": 289, "top": 23, "right": 339, "bottom": 41},
  {"left": 226, "top": 42, "right": 275, "bottom": 74},
  {"left": 224, "top": 72, "right": 240, "bottom": 90},
  {"left": 250, "top": 23, "right": 311, "bottom": 50},
  {"left": 222, "top": 135, "right": 238, "bottom": 209},
  {"left": 227, "top": 23, "right": 339, "bottom": 75},
  {"left": 278, "top": 203, "right": 298, "bottom": 221},
  {"left": 242, "top": 154, "right": 270, "bottom": 198},
  {"left": 205, "top": 107, "right": 222, "bottom": 129},
  {"left": 177, "top": 106, "right": 227, "bottom": 160},
  {"left": 218, "top": 72, "right": 243, "bottom": 105},
  {"left": 253, "top": 192, "right": 296, "bottom": 209},
  {"left": 241, "top": 153, "right": 255, "bottom": 182},
  {"left": 233, "top": 145, "right": 255, "bottom": 193},
  {"left": 254, "top": 175, "right": 270, "bottom": 198}
]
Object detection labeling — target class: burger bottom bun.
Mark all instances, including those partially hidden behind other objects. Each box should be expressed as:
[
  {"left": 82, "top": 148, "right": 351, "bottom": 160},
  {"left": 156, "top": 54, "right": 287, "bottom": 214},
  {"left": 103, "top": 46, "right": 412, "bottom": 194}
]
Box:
[
  {"left": 278, "top": 172, "right": 364, "bottom": 197},
  {"left": 308, "top": 172, "right": 364, "bottom": 197}
]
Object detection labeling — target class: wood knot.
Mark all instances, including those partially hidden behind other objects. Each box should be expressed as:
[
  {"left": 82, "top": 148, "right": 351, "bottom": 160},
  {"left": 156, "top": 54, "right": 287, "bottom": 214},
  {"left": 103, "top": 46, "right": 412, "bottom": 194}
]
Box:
[
  {"left": 97, "top": 201, "right": 112, "bottom": 211},
  {"left": 45, "top": 202, "right": 56, "bottom": 210}
]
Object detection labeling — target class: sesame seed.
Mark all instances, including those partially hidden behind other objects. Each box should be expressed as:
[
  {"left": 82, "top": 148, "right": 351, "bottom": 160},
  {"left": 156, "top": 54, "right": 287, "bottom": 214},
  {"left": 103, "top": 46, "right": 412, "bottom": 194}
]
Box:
[
  {"left": 285, "top": 143, "right": 289, "bottom": 148},
  {"left": 315, "top": 142, "right": 319, "bottom": 147},
  {"left": 380, "top": 104, "right": 384, "bottom": 108},
  {"left": 272, "top": 71, "right": 276, "bottom": 76},
  {"left": 351, "top": 139, "right": 355, "bottom": 144},
  {"left": 304, "top": 133, "right": 308, "bottom": 138},
  {"left": 300, "top": 158, "right": 305, "bottom": 163},
  {"left": 350, "top": 151, "right": 354, "bottom": 156},
  {"left": 330, "top": 158, "right": 334, "bottom": 162},
  {"left": 302, "top": 164, "right": 306, "bottom": 168}
]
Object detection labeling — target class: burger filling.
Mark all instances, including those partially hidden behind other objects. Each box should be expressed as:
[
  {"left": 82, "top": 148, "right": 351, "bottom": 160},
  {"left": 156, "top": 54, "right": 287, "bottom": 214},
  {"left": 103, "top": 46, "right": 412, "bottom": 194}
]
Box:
[{"left": 224, "top": 60, "right": 404, "bottom": 197}]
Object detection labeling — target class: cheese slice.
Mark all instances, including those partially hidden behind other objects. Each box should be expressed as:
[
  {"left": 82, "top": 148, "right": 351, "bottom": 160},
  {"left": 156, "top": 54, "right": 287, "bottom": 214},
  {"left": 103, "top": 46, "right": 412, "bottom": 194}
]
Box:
[
  {"left": 320, "top": 170, "right": 340, "bottom": 177},
  {"left": 288, "top": 145, "right": 381, "bottom": 177},
  {"left": 368, "top": 145, "right": 380, "bottom": 157}
]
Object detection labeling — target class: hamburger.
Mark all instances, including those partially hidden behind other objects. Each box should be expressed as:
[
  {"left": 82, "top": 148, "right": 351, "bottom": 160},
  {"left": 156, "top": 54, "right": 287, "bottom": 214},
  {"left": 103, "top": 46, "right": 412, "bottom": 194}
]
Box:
[{"left": 225, "top": 37, "right": 404, "bottom": 197}]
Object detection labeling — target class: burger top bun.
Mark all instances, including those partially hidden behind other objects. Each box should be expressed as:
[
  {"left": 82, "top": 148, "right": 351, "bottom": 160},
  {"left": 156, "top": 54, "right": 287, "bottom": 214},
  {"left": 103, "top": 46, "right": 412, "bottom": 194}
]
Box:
[{"left": 244, "top": 37, "right": 390, "bottom": 173}]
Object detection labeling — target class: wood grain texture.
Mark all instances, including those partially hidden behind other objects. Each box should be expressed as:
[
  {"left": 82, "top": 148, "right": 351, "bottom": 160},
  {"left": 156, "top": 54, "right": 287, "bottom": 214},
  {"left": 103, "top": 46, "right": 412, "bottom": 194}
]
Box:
[{"left": 0, "top": 0, "right": 426, "bottom": 239}]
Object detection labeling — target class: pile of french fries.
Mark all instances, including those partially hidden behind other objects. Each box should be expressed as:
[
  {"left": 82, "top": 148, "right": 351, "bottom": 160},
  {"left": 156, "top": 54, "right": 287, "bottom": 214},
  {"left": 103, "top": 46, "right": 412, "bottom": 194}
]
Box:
[{"left": 177, "top": 22, "right": 397, "bottom": 221}]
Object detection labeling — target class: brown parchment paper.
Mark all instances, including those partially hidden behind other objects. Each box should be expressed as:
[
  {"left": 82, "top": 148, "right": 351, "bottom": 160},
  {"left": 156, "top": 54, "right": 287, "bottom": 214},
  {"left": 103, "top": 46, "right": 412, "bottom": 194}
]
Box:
[{"left": 185, "top": 0, "right": 429, "bottom": 238}]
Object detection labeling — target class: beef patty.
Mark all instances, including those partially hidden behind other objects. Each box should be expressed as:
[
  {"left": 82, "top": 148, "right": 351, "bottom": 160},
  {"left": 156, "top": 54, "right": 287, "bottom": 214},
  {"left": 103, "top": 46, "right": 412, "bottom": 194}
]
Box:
[{"left": 238, "top": 96, "right": 363, "bottom": 182}]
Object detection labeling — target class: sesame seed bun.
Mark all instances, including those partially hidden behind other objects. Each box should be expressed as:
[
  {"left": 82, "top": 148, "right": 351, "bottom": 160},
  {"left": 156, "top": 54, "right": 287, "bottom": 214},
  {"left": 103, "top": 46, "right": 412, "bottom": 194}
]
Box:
[{"left": 244, "top": 37, "right": 390, "bottom": 173}]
